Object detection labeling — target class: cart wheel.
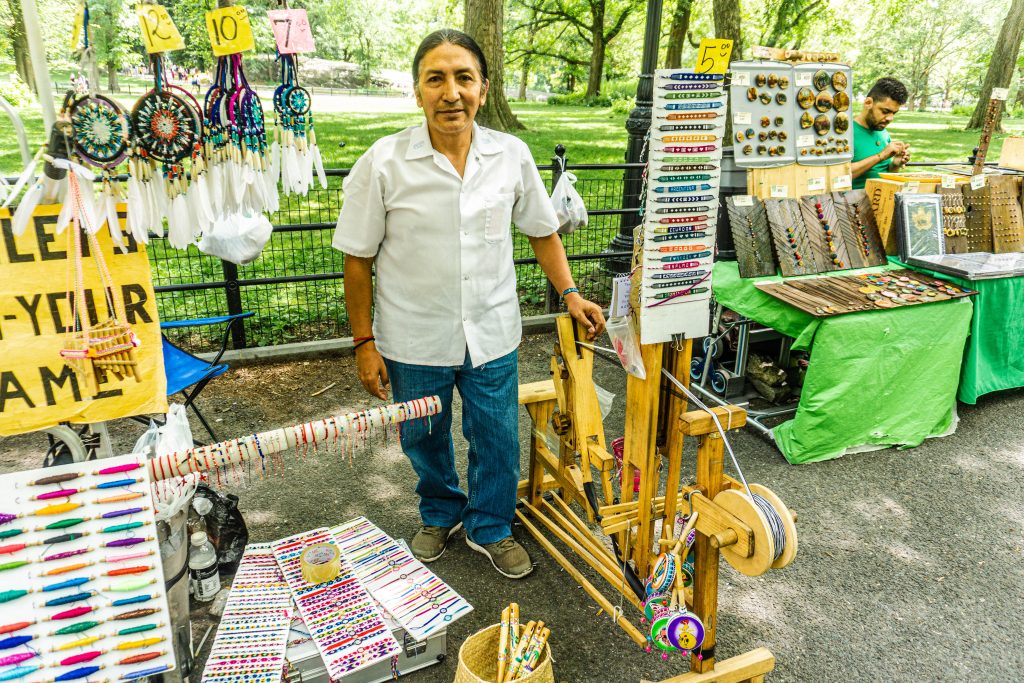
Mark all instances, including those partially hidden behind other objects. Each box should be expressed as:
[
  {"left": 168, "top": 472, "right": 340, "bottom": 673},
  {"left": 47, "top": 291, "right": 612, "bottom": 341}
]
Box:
[
  {"left": 690, "top": 358, "right": 705, "bottom": 381},
  {"left": 711, "top": 369, "right": 729, "bottom": 394},
  {"left": 702, "top": 336, "right": 724, "bottom": 360}
]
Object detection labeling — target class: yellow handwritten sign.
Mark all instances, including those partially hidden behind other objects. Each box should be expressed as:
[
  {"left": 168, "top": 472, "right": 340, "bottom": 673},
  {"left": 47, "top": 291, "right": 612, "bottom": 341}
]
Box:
[
  {"left": 694, "top": 39, "right": 733, "bottom": 75},
  {"left": 71, "top": 3, "right": 84, "bottom": 51},
  {"left": 137, "top": 4, "right": 185, "bottom": 53},
  {"left": 0, "top": 205, "right": 166, "bottom": 436},
  {"left": 206, "top": 6, "right": 256, "bottom": 56}
]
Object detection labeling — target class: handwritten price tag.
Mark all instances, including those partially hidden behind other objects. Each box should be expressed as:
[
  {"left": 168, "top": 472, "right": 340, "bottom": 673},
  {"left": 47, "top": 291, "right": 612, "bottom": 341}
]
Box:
[
  {"left": 806, "top": 176, "right": 826, "bottom": 192},
  {"left": 137, "top": 4, "right": 185, "bottom": 53},
  {"left": 796, "top": 135, "right": 813, "bottom": 148},
  {"left": 734, "top": 111, "right": 752, "bottom": 125},
  {"left": 770, "top": 184, "right": 789, "bottom": 198},
  {"left": 795, "top": 72, "right": 812, "bottom": 86},
  {"left": 733, "top": 195, "right": 754, "bottom": 207},
  {"left": 732, "top": 72, "right": 750, "bottom": 87},
  {"left": 903, "top": 181, "right": 920, "bottom": 193},
  {"left": 206, "top": 6, "right": 255, "bottom": 56},
  {"left": 831, "top": 174, "right": 852, "bottom": 191},
  {"left": 941, "top": 174, "right": 956, "bottom": 189},
  {"left": 267, "top": 9, "right": 315, "bottom": 54},
  {"left": 694, "top": 39, "right": 733, "bottom": 75},
  {"left": 970, "top": 175, "right": 986, "bottom": 190},
  {"left": 992, "top": 87, "right": 1009, "bottom": 102}
]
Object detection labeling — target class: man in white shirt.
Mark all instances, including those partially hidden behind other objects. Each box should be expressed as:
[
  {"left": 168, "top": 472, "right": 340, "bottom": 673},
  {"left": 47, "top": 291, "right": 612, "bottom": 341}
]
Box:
[{"left": 333, "top": 29, "right": 605, "bottom": 579}]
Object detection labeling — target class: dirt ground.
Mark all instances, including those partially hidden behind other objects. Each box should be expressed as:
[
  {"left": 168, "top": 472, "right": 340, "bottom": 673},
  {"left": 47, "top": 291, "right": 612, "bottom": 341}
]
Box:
[{"left": 2, "top": 331, "right": 1022, "bottom": 682}]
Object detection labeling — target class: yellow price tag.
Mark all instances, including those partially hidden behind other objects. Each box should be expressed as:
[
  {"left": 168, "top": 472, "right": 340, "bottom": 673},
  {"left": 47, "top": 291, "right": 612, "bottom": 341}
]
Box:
[
  {"left": 136, "top": 4, "right": 185, "bottom": 53},
  {"left": 694, "top": 39, "right": 733, "bottom": 75},
  {"left": 71, "top": 3, "right": 84, "bottom": 51},
  {"left": 206, "top": 6, "right": 255, "bottom": 56}
]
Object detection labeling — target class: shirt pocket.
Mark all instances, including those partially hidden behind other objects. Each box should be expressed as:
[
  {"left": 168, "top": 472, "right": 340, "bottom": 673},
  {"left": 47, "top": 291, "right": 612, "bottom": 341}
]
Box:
[{"left": 484, "top": 192, "right": 515, "bottom": 243}]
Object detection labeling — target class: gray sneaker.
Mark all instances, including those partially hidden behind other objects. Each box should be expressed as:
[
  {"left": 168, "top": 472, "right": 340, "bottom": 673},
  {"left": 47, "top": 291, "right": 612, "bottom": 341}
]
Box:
[
  {"left": 411, "top": 523, "right": 463, "bottom": 563},
  {"left": 466, "top": 536, "right": 534, "bottom": 579}
]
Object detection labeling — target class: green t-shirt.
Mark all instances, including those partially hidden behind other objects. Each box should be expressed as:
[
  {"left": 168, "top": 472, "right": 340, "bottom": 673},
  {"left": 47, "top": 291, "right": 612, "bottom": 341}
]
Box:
[{"left": 852, "top": 121, "right": 891, "bottom": 189}]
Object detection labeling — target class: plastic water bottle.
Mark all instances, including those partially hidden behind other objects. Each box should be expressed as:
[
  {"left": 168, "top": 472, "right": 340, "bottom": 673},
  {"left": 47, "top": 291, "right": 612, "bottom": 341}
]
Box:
[{"left": 189, "top": 531, "right": 220, "bottom": 602}]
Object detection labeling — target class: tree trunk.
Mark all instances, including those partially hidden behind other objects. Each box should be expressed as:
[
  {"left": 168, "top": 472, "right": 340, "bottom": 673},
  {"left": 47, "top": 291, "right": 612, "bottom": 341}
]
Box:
[
  {"left": 1015, "top": 65, "right": 1024, "bottom": 108},
  {"left": 966, "top": 0, "right": 1024, "bottom": 129},
  {"left": 664, "top": 0, "right": 693, "bottom": 69},
  {"left": 586, "top": 27, "right": 605, "bottom": 97},
  {"left": 712, "top": 0, "right": 743, "bottom": 60},
  {"left": 106, "top": 62, "right": 119, "bottom": 92},
  {"left": 465, "top": 0, "right": 524, "bottom": 130},
  {"left": 6, "top": 0, "right": 36, "bottom": 93},
  {"left": 518, "top": 55, "right": 530, "bottom": 100}
]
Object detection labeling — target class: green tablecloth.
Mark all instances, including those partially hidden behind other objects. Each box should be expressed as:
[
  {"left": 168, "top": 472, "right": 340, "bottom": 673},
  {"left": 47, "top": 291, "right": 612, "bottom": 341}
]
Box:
[
  {"left": 895, "top": 259, "right": 1024, "bottom": 404},
  {"left": 712, "top": 261, "right": 973, "bottom": 464}
]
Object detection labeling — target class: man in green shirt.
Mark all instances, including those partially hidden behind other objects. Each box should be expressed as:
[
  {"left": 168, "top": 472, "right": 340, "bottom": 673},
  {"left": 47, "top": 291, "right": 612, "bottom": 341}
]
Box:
[{"left": 852, "top": 77, "right": 911, "bottom": 189}]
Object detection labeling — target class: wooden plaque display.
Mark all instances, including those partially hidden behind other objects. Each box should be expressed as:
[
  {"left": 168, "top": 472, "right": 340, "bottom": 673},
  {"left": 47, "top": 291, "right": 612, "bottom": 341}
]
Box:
[
  {"left": 726, "top": 197, "right": 777, "bottom": 278},
  {"left": 765, "top": 198, "right": 820, "bottom": 276},
  {"left": 989, "top": 175, "right": 1024, "bottom": 253},
  {"left": 799, "top": 194, "right": 850, "bottom": 272},
  {"left": 962, "top": 183, "right": 994, "bottom": 253},
  {"left": 938, "top": 187, "right": 968, "bottom": 254},
  {"left": 831, "top": 189, "right": 886, "bottom": 268}
]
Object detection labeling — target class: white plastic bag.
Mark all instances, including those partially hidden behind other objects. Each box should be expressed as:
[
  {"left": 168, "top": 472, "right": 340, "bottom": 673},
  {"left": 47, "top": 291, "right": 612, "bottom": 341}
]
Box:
[
  {"left": 198, "top": 210, "right": 273, "bottom": 265},
  {"left": 133, "top": 403, "right": 194, "bottom": 459},
  {"left": 551, "top": 169, "right": 588, "bottom": 235}
]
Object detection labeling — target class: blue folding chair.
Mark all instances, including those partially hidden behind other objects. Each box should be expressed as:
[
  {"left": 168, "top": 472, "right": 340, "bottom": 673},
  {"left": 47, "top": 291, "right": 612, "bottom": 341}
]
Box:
[{"left": 149, "top": 312, "right": 255, "bottom": 444}]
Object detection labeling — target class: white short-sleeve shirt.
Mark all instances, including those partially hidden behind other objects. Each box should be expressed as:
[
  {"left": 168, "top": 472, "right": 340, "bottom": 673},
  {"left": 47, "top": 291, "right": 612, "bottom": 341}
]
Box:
[{"left": 332, "top": 122, "right": 558, "bottom": 367}]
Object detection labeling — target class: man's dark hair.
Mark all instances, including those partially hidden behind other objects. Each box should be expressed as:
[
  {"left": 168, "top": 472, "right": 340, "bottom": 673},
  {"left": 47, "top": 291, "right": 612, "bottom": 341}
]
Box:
[
  {"left": 867, "top": 78, "right": 908, "bottom": 105},
  {"left": 412, "top": 29, "right": 488, "bottom": 84}
]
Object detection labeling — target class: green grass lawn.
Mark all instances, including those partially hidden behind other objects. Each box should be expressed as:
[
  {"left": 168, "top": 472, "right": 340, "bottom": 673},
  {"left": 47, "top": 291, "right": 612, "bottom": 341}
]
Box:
[{"left": 1, "top": 99, "right": 1018, "bottom": 345}]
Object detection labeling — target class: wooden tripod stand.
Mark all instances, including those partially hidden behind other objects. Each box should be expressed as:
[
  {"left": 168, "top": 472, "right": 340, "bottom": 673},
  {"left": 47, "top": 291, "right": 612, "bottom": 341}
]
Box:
[{"left": 516, "top": 315, "right": 782, "bottom": 682}]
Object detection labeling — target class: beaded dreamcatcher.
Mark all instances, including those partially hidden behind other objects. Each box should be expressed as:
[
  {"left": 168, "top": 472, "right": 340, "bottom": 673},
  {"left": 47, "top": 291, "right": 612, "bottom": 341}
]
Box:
[
  {"left": 128, "top": 55, "right": 211, "bottom": 249},
  {"left": 270, "top": 52, "right": 326, "bottom": 195},
  {"left": 203, "top": 53, "right": 277, "bottom": 216}
]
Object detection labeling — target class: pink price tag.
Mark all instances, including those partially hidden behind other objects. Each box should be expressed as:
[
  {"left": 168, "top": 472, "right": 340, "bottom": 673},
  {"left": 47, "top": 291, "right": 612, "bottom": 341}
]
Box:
[{"left": 268, "top": 9, "right": 314, "bottom": 54}]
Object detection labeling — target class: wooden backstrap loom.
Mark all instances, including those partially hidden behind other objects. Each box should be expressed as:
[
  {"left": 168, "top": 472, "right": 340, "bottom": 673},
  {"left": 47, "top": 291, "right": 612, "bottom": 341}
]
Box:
[{"left": 516, "top": 315, "right": 797, "bottom": 683}]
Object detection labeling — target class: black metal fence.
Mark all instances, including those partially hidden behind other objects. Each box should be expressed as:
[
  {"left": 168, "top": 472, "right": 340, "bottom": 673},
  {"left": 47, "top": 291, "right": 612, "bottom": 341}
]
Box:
[{"left": 154, "top": 147, "right": 642, "bottom": 350}]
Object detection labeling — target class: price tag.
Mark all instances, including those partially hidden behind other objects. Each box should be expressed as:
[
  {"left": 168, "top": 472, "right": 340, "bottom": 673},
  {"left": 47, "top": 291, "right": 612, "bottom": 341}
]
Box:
[
  {"left": 831, "top": 174, "right": 852, "bottom": 191},
  {"left": 941, "top": 174, "right": 956, "bottom": 189},
  {"left": 795, "top": 72, "right": 812, "bottom": 86},
  {"left": 733, "top": 111, "right": 752, "bottom": 125},
  {"left": 806, "top": 176, "right": 826, "bottom": 192},
  {"left": 770, "top": 184, "right": 788, "bottom": 198},
  {"left": 267, "top": 9, "right": 315, "bottom": 54},
  {"left": 206, "top": 6, "right": 255, "bottom": 56},
  {"left": 970, "top": 174, "right": 986, "bottom": 190},
  {"left": 137, "top": 4, "right": 185, "bottom": 53},
  {"left": 610, "top": 276, "right": 633, "bottom": 318},
  {"left": 992, "top": 87, "right": 1010, "bottom": 101},
  {"left": 797, "top": 134, "right": 813, "bottom": 148},
  {"left": 732, "top": 72, "right": 750, "bottom": 87},
  {"left": 903, "top": 181, "right": 920, "bottom": 193},
  {"left": 694, "top": 39, "right": 733, "bottom": 75},
  {"left": 733, "top": 195, "right": 754, "bottom": 207}
]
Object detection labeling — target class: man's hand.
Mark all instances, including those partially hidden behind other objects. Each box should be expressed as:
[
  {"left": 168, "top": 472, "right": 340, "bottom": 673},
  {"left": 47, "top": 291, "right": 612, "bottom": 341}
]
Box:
[
  {"left": 881, "top": 141, "right": 905, "bottom": 161},
  {"left": 566, "top": 293, "right": 606, "bottom": 340},
  {"left": 355, "top": 343, "right": 389, "bottom": 400}
]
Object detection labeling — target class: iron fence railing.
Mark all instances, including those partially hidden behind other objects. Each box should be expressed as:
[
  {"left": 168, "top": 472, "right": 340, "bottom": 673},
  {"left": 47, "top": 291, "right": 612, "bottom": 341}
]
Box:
[{"left": 153, "top": 148, "right": 642, "bottom": 350}]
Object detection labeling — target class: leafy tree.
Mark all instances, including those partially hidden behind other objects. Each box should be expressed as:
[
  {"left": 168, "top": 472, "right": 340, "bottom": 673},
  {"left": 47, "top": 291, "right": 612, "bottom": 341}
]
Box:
[{"left": 966, "top": 0, "right": 1024, "bottom": 129}]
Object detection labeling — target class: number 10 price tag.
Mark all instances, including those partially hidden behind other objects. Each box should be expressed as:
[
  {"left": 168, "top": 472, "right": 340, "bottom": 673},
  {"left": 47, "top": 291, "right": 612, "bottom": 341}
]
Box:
[
  {"left": 694, "top": 39, "right": 733, "bottom": 75},
  {"left": 137, "top": 4, "right": 185, "bottom": 53},
  {"left": 206, "top": 6, "right": 255, "bottom": 56},
  {"left": 267, "top": 9, "right": 315, "bottom": 54}
]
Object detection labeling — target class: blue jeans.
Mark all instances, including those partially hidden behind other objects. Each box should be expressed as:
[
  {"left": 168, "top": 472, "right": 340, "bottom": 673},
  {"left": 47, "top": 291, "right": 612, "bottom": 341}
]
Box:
[{"left": 384, "top": 350, "right": 519, "bottom": 545}]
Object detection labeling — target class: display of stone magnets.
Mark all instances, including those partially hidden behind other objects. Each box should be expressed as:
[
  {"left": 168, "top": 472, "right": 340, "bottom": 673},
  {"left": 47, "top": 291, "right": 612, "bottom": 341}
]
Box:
[
  {"left": 765, "top": 198, "right": 819, "bottom": 276},
  {"left": 726, "top": 196, "right": 777, "bottom": 278}
]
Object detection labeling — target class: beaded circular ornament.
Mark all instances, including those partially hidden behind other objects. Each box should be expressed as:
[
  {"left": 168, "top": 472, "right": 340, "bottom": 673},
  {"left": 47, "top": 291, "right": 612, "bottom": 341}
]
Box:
[
  {"left": 68, "top": 94, "right": 129, "bottom": 169},
  {"left": 131, "top": 90, "right": 200, "bottom": 164}
]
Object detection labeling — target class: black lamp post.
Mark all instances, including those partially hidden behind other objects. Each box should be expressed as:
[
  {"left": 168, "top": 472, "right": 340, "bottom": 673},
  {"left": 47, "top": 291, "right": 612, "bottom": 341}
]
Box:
[{"left": 606, "top": 0, "right": 664, "bottom": 274}]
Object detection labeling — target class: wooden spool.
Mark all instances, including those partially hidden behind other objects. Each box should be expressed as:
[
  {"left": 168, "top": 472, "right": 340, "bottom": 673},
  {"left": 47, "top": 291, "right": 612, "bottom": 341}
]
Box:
[
  {"left": 749, "top": 484, "right": 798, "bottom": 570},
  {"left": 712, "top": 489, "right": 774, "bottom": 577}
]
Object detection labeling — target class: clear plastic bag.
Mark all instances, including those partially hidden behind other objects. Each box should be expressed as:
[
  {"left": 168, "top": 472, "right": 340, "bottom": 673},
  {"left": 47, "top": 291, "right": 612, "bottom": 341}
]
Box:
[
  {"left": 606, "top": 316, "right": 646, "bottom": 379},
  {"left": 550, "top": 168, "right": 588, "bottom": 235},
  {"left": 197, "top": 210, "right": 273, "bottom": 265}
]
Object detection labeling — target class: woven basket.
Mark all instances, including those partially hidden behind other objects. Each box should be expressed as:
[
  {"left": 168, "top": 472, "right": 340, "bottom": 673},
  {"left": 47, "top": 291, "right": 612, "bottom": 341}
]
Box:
[{"left": 455, "top": 623, "right": 554, "bottom": 683}]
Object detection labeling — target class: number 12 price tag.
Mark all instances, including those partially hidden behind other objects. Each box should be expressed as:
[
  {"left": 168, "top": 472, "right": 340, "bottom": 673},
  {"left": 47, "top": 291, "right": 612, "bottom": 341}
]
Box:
[
  {"left": 137, "top": 4, "right": 185, "bottom": 53},
  {"left": 206, "top": 6, "right": 255, "bottom": 56},
  {"left": 694, "top": 39, "right": 733, "bottom": 75},
  {"left": 267, "top": 9, "right": 315, "bottom": 54}
]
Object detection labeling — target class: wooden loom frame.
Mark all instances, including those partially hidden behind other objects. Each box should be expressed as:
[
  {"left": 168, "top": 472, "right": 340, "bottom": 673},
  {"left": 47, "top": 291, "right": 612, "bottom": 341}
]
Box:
[{"left": 516, "top": 315, "right": 777, "bottom": 682}]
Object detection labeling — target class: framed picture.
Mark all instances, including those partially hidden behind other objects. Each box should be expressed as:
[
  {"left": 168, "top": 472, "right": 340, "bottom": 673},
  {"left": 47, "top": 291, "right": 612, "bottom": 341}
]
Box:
[{"left": 895, "top": 193, "right": 944, "bottom": 260}]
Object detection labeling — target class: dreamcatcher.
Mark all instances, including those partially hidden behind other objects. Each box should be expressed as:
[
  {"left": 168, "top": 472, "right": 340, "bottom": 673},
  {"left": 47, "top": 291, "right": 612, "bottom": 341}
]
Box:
[
  {"left": 204, "top": 53, "right": 277, "bottom": 216},
  {"left": 270, "top": 52, "right": 326, "bottom": 195},
  {"left": 128, "top": 54, "right": 209, "bottom": 248}
]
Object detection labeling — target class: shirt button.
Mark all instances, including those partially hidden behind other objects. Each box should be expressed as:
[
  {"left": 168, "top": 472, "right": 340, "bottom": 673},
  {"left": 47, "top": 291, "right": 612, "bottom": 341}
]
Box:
[
  {"left": 463, "top": 275, "right": 469, "bottom": 280},
  {"left": 462, "top": 317, "right": 468, "bottom": 322}
]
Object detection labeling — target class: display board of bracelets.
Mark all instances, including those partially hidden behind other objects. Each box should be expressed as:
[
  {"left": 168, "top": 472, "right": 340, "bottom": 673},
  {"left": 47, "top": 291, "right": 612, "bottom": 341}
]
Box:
[{"left": 755, "top": 269, "right": 976, "bottom": 317}]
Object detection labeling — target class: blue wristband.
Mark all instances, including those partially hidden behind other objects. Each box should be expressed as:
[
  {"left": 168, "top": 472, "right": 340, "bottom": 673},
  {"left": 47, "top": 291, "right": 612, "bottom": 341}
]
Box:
[{"left": 560, "top": 287, "right": 580, "bottom": 299}]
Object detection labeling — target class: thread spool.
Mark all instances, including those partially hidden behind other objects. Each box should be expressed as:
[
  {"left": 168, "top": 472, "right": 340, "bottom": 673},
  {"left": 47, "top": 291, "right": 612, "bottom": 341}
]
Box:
[
  {"left": 299, "top": 544, "right": 340, "bottom": 585},
  {"left": 713, "top": 484, "right": 797, "bottom": 576}
]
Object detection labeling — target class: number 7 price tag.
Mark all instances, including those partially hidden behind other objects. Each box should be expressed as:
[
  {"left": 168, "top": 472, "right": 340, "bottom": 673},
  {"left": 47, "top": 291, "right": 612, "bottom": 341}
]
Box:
[
  {"left": 206, "top": 6, "right": 255, "bottom": 56},
  {"left": 694, "top": 39, "right": 733, "bottom": 75},
  {"left": 137, "top": 4, "right": 185, "bottom": 53},
  {"left": 267, "top": 9, "right": 315, "bottom": 54}
]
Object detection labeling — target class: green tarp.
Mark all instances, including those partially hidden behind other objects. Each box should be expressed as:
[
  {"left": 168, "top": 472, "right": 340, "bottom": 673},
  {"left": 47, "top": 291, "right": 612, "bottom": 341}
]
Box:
[
  {"left": 712, "top": 261, "right": 973, "bottom": 464},
  {"left": 896, "top": 259, "right": 1024, "bottom": 404}
]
